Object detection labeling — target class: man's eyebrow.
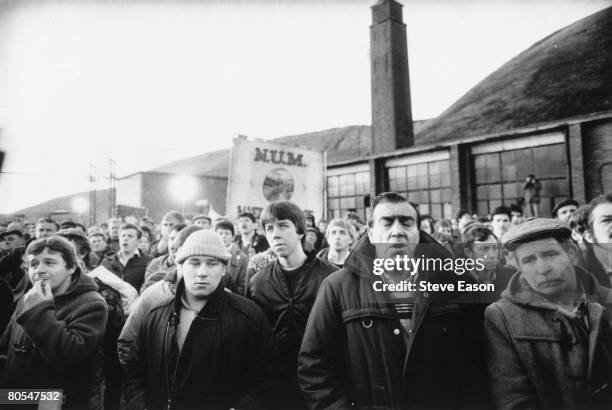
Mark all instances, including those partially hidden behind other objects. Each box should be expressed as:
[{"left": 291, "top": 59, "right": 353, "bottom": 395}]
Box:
[{"left": 380, "top": 215, "right": 414, "bottom": 223}]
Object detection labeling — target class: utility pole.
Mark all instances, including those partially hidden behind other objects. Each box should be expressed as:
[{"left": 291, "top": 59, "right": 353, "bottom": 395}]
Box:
[
  {"left": 109, "top": 158, "right": 116, "bottom": 218},
  {"left": 89, "top": 164, "right": 96, "bottom": 225}
]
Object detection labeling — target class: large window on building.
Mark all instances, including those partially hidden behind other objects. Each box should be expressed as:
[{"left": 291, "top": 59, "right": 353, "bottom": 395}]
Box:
[
  {"left": 473, "top": 142, "right": 569, "bottom": 216},
  {"left": 387, "top": 157, "right": 452, "bottom": 220},
  {"left": 327, "top": 167, "right": 370, "bottom": 222}
]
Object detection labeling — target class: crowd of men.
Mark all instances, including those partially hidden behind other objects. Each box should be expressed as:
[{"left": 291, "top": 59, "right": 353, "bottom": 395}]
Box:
[{"left": 0, "top": 192, "right": 611, "bottom": 409}]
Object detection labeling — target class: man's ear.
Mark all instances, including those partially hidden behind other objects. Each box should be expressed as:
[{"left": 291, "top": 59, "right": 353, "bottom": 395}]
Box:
[
  {"left": 566, "top": 245, "right": 579, "bottom": 266},
  {"left": 368, "top": 229, "right": 374, "bottom": 243},
  {"left": 583, "top": 229, "right": 594, "bottom": 244}
]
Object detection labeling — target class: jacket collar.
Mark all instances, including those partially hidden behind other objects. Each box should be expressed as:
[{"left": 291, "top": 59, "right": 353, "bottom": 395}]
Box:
[
  {"left": 343, "top": 231, "right": 454, "bottom": 282},
  {"left": 501, "top": 265, "right": 611, "bottom": 310},
  {"left": 173, "top": 277, "right": 226, "bottom": 319}
]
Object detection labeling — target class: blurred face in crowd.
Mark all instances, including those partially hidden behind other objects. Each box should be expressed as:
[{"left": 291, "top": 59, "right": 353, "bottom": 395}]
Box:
[
  {"left": 318, "top": 221, "right": 328, "bottom": 233},
  {"left": 511, "top": 211, "right": 524, "bottom": 225},
  {"left": 437, "top": 224, "right": 452, "bottom": 237},
  {"left": 305, "top": 230, "right": 318, "bottom": 245},
  {"left": 3, "top": 234, "right": 24, "bottom": 250},
  {"left": 556, "top": 205, "right": 578, "bottom": 223},
  {"left": 139, "top": 235, "right": 151, "bottom": 253},
  {"left": 120, "top": 228, "right": 140, "bottom": 254},
  {"left": 215, "top": 228, "right": 234, "bottom": 248},
  {"left": 36, "top": 222, "right": 58, "bottom": 239},
  {"left": 181, "top": 256, "right": 225, "bottom": 299},
  {"left": 491, "top": 214, "right": 510, "bottom": 236},
  {"left": 465, "top": 234, "right": 500, "bottom": 272},
  {"left": 108, "top": 218, "right": 122, "bottom": 240},
  {"left": 238, "top": 216, "right": 255, "bottom": 236},
  {"left": 420, "top": 219, "right": 434, "bottom": 235},
  {"left": 369, "top": 201, "right": 420, "bottom": 259},
  {"left": 458, "top": 213, "right": 472, "bottom": 230},
  {"left": 264, "top": 218, "right": 303, "bottom": 259},
  {"left": 327, "top": 225, "right": 352, "bottom": 252},
  {"left": 305, "top": 217, "right": 315, "bottom": 228},
  {"left": 584, "top": 202, "right": 612, "bottom": 245},
  {"left": 161, "top": 215, "right": 180, "bottom": 236},
  {"left": 194, "top": 218, "right": 211, "bottom": 229},
  {"left": 27, "top": 248, "right": 75, "bottom": 295},
  {"left": 168, "top": 229, "right": 181, "bottom": 261},
  {"left": 89, "top": 234, "right": 107, "bottom": 253}
]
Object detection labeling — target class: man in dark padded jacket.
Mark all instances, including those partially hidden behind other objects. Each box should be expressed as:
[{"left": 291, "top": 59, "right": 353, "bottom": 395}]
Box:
[{"left": 250, "top": 201, "right": 337, "bottom": 409}]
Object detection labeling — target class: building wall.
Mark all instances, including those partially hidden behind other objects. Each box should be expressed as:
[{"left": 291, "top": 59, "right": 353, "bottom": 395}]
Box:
[{"left": 583, "top": 117, "right": 612, "bottom": 198}]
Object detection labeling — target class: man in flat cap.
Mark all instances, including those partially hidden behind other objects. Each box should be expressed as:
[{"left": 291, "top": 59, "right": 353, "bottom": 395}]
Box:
[
  {"left": 485, "top": 218, "right": 612, "bottom": 409},
  {"left": 553, "top": 198, "right": 579, "bottom": 224}
]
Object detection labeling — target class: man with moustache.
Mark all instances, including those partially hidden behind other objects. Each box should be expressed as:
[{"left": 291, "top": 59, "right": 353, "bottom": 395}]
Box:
[
  {"left": 298, "top": 192, "right": 486, "bottom": 409},
  {"left": 485, "top": 218, "right": 612, "bottom": 409}
]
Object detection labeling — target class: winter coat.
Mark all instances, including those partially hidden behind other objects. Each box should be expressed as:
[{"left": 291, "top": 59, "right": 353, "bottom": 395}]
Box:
[
  {"left": 0, "top": 271, "right": 108, "bottom": 410},
  {"left": 583, "top": 245, "right": 611, "bottom": 288},
  {"left": 122, "top": 279, "right": 284, "bottom": 410},
  {"left": 250, "top": 253, "right": 337, "bottom": 380},
  {"left": 224, "top": 244, "right": 249, "bottom": 296},
  {"left": 142, "top": 254, "right": 173, "bottom": 292},
  {"left": 117, "top": 269, "right": 178, "bottom": 365},
  {"left": 484, "top": 266, "right": 612, "bottom": 409},
  {"left": 111, "top": 250, "right": 153, "bottom": 291},
  {"left": 234, "top": 232, "right": 270, "bottom": 255},
  {"left": 297, "top": 233, "right": 488, "bottom": 410},
  {"left": 0, "top": 277, "right": 13, "bottom": 336}
]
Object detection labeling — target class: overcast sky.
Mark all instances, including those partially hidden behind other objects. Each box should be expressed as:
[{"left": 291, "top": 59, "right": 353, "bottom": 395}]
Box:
[{"left": 0, "top": 0, "right": 610, "bottom": 213}]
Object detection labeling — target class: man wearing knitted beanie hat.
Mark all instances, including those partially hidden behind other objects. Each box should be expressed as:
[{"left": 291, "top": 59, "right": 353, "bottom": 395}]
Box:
[
  {"left": 123, "top": 230, "right": 283, "bottom": 410},
  {"left": 117, "top": 224, "right": 203, "bottom": 364}
]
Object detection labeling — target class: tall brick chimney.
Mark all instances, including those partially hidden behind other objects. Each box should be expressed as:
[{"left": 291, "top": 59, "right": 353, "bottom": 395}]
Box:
[{"left": 370, "top": 0, "right": 414, "bottom": 152}]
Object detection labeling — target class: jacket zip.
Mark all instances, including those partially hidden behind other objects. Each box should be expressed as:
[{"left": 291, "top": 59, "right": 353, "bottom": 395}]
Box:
[
  {"left": 401, "top": 298, "right": 429, "bottom": 402},
  {"left": 163, "top": 316, "right": 173, "bottom": 410}
]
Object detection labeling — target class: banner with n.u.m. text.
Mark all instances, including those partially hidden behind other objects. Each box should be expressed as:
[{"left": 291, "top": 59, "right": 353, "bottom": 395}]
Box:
[{"left": 227, "top": 135, "right": 325, "bottom": 221}]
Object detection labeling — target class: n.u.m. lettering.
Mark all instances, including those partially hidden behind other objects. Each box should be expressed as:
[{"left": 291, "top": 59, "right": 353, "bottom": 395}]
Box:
[{"left": 254, "top": 148, "right": 307, "bottom": 167}]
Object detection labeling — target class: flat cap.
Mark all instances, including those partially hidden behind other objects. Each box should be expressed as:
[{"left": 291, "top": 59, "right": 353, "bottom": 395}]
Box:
[
  {"left": 552, "top": 198, "right": 579, "bottom": 217},
  {"left": 0, "top": 229, "right": 23, "bottom": 240},
  {"left": 192, "top": 214, "right": 212, "bottom": 222},
  {"left": 501, "top": 218, "right": 572, "bottom": 251}
]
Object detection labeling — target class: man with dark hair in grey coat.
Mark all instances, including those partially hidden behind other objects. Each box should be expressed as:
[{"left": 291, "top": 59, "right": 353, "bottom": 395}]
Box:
[{"left": 485, "top": 218, "right": 612, "bottom": 409}]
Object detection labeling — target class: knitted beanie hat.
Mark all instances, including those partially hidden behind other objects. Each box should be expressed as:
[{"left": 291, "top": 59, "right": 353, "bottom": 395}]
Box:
[{"left": 175, "top": 229, "right": 231, "bottom": 264}]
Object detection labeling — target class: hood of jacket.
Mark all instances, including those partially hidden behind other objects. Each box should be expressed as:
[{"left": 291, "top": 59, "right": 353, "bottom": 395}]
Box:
[
  {"left": 55, "top": 269, "right": 100, "bottom": 301},
  {"left": 500, "top": 265, "right": 612, "bottom": 310}
]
